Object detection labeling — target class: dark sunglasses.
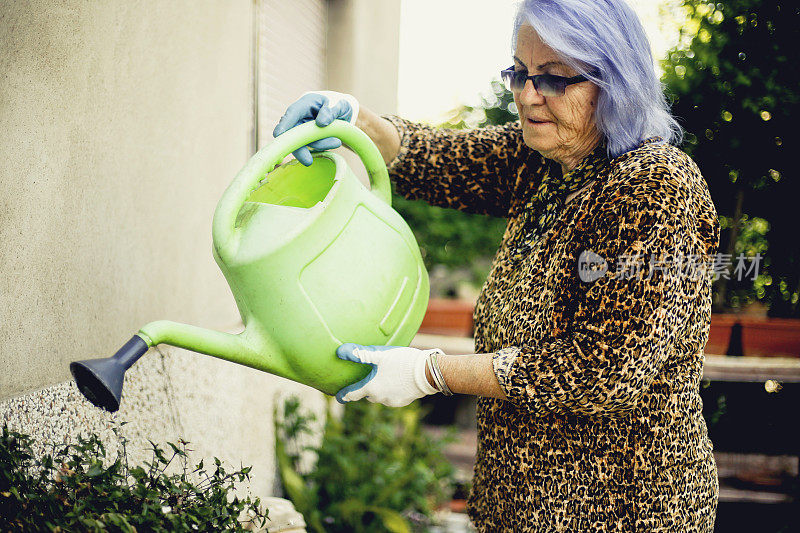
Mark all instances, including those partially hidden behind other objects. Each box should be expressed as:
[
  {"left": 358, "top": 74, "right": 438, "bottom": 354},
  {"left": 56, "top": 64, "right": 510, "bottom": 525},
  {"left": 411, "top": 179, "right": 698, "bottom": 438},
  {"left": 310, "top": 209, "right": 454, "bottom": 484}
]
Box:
[{"left": 500, "top": 66, "right": 595, "bottom": 96}]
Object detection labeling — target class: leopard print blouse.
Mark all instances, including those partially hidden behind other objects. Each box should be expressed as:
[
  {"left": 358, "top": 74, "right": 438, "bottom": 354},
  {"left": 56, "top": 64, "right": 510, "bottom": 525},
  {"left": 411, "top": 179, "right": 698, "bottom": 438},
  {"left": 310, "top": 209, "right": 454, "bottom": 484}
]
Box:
[{"left": 382, "top": 115, "right": 720, "bottom": 532}]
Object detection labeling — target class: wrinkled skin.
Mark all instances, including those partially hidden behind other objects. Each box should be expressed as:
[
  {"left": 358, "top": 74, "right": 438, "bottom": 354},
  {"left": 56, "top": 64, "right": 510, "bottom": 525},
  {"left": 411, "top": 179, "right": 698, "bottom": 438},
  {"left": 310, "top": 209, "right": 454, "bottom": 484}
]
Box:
[{"left": 513, "top": 24, "right": 602, "bottom": 173}]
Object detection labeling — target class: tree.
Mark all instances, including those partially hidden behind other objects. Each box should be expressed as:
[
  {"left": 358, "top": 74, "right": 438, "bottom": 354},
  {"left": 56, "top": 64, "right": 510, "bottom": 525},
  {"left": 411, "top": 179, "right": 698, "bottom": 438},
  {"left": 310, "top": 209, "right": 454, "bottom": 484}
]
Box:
[{"left": 662, "top": 1, "right": 800, "bottom": 316}]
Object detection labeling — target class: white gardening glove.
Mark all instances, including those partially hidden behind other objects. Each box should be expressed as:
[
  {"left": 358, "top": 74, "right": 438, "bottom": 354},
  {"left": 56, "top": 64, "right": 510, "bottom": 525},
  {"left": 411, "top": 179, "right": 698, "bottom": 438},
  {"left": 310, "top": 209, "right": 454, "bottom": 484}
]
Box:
[
  {"left": 335, "top": 343, "right": 441, "bottom": 407},
  {"left": 272, "top": 90, "right": 360, "bottom": 166}
]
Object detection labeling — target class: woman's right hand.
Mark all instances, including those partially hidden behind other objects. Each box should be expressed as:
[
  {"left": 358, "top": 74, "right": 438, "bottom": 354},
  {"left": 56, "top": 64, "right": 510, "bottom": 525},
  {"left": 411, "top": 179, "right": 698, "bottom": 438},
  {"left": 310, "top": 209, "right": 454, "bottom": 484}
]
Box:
[{"left": 272, "top": 91, "right": 359, "bottom": 166}]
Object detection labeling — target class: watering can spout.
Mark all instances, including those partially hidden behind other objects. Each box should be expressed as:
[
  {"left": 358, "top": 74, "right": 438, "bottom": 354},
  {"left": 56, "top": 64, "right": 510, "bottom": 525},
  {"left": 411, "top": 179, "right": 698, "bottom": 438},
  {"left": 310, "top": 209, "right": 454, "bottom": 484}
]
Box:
[
  {"left": 70, "top": 335, "right": 150, "bottom": 412},
  {"left": 135, "top": 320, "right": 253, "bottom": 364},
  {"left": 71, "top": 321, "right": 265, "bottom": 412}
]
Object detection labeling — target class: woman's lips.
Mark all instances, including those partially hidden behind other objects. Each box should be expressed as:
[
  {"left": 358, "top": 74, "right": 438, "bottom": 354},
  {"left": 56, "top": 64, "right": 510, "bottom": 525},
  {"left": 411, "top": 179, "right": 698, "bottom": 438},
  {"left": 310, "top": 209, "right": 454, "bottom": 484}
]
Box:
[{"left": 527, "top": 118, "right": 552, "bottom": 126}]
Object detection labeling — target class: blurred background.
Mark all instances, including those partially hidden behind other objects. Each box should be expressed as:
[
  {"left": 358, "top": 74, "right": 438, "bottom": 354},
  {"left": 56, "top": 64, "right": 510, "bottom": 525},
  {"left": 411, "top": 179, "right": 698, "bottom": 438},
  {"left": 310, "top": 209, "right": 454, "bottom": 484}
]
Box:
[{"left": 1, "top": 0, "right": 798, "bottom": 531}]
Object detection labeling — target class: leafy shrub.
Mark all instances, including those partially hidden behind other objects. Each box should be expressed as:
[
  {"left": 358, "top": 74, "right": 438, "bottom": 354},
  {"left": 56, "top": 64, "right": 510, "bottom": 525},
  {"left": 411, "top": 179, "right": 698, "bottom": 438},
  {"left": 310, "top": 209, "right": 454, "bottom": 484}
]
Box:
[
  {"left": 662, "top": 0, "right": 800, "bottom": 316},
  {"left": 390, "top": 80, "right": 516, "bottom": 298},
  {"left": 275, "top": 398, "right": 456, "bottom": 533},
  {"left": 0, "top": 424, "right": 266, "bottom": 532},
  {"left": 392, "top": 194, "right": 506, "bottom": 297}
]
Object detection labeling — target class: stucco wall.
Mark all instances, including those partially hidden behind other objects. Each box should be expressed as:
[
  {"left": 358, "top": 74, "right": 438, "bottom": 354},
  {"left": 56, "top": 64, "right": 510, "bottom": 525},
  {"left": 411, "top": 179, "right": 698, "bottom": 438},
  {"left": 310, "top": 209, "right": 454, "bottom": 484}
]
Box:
[
  {"left": 257, "top": 0, "right": 328, "bottom": 147},
  {"left": 0, "top": 0, "right": 249, "bottom": 398},
  {"left": 326, "top": 0, "right": 401, "bottom": 114},
  {"left": 325, "top": 0, "right": 402, "bottom": 188},
  {"left": 1, "top": 0, "right": 403, "bottom": 505},
  {"left": 0, "top": 345, "right": 327, "bottom": 499},
  {"left": 0, "top": 0, "right": 331, "bottom": 502}
]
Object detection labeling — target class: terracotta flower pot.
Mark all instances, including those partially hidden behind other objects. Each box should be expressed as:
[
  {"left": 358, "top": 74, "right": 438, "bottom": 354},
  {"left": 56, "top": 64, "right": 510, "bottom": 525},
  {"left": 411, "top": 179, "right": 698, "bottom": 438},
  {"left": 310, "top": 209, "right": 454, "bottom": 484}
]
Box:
[
  {"left": 706, "top": 315, "right": 739, "bottom": 356},
  {"left": 738, "top": 317, "right": 800, "bottom": 358},
  {"left": 418, "top": 298, "right": 475, "bottom": 337},
  {"left": 706, "top": 314, "right": 800, "bottom": 358}
]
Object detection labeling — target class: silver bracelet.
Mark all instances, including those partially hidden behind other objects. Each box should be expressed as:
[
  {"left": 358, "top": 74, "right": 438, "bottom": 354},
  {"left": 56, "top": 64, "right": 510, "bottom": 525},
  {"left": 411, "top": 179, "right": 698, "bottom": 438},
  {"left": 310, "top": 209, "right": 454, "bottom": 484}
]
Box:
[
  {"left": 426, "top": 351, "right": 446, "bottom": 395},
  {"left": 427, "top": 349, "right": 453, "bottom": 396}
]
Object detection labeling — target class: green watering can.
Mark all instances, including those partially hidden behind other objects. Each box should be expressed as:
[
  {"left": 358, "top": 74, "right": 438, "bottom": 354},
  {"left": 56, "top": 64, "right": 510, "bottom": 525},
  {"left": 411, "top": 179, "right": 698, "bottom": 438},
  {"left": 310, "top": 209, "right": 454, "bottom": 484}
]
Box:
[{"left": 70, "top": 120, "right": 429, "bottom": 412}]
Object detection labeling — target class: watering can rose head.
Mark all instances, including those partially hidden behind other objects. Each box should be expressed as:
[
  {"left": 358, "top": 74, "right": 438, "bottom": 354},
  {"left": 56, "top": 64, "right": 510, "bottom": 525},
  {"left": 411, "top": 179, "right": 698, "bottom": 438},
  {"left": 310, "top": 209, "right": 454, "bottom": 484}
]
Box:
[{"left": 71, "top": 117, "right": 428, "bottom": 412}]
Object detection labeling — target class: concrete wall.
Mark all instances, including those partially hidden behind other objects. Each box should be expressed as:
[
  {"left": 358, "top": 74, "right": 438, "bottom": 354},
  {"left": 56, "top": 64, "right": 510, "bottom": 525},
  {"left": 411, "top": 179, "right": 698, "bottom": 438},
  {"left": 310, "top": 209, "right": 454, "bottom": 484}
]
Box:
[
  {"left": 325, "top": 0, "right": 402, "bottom": 185},
  {"left": 0, "top": 0, "right": 249, "bottom": 399},
  {"left": 257, "top": 0, "right": 328, "bottom": 147},
  {"left": 0, "top": 0, "right": 327, "bottom": 501},
  {"left": 0, "top": 0, "right": 402, "bottom": 505},
  {"left": 326, "top": 0, "right": 401, "bottom": 114}
]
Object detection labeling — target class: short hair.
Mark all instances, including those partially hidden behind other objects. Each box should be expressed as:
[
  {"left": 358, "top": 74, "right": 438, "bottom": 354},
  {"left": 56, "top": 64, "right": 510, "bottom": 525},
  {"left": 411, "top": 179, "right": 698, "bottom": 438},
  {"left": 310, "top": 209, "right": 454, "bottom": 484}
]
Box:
[{"left": 512, "top": 0, "right": 683, "bottom": 158}]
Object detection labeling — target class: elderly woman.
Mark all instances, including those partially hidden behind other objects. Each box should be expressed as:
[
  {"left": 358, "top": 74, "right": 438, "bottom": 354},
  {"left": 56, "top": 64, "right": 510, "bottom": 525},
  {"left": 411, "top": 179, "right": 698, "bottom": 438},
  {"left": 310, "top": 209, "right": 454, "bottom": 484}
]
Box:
[{"left": 274, "top": 0, "right": 719, "bottom": 530}]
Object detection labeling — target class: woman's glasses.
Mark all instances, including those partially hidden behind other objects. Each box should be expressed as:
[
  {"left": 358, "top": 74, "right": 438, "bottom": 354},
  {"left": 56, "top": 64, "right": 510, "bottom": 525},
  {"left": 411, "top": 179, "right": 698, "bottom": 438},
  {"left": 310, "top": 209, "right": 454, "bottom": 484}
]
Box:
[{"left": 500, "top": 66, "right": 594, "bottom": 96}]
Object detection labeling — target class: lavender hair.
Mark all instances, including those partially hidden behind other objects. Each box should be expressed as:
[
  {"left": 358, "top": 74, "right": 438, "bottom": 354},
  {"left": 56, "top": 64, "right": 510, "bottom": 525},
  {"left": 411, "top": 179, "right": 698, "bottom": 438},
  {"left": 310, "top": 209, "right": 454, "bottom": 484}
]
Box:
[{"left": 512, "top": 0, "right": 683, "bottom": 158}]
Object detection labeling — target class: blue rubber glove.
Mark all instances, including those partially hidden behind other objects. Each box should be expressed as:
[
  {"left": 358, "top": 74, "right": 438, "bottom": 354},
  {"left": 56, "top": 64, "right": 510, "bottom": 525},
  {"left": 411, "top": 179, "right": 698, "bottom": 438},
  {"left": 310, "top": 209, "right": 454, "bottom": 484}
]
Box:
[
  {"left": 335, "top": 343, "right": 441, "bottom": 407},
  {"left": 272, "top": 91, "right": 359, "bottom": 166}
]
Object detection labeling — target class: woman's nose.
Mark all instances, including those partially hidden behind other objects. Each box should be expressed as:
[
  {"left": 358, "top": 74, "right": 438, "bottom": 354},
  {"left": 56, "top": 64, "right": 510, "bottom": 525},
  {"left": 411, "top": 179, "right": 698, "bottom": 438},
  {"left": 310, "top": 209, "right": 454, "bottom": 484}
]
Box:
[{"left": 518, "top": 79, "right": 545, "bottom": 105}]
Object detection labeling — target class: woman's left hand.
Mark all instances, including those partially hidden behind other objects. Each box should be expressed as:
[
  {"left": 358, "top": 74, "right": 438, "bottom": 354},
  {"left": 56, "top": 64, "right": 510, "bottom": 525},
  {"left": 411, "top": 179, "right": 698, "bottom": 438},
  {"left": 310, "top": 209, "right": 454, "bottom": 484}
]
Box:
[{"left": 335, "top": 343, "right": 441, "bottom": 407}]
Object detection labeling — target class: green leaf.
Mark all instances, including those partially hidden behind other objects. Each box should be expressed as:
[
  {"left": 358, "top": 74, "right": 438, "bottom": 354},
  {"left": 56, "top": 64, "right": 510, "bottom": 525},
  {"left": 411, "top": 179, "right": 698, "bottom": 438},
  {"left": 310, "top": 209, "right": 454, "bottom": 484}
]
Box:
[
  {"left": 274, "top": 400, "right": 456, "bottom": 532},
  {"left": 368, "top": 507, "right": 412, "bottom": 533},
  {"left": 86, "top": 462, "right": 104, "bottom": 477},
  {"left": 274, "top": 435, "right": 313, "bottom": 516},
  {"left": 0, "top": 423, "right": 265, "bottom": 532}
]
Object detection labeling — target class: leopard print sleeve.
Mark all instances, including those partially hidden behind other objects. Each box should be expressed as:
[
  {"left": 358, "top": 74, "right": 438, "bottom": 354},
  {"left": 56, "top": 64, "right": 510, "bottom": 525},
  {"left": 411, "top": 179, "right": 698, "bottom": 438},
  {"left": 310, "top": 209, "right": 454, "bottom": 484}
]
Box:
[
  {"left": 381, "top": 115, "right": 547, "bottom": 217},
  {"left": 492, "top": 151, "right": 714, "bottom": 417}
]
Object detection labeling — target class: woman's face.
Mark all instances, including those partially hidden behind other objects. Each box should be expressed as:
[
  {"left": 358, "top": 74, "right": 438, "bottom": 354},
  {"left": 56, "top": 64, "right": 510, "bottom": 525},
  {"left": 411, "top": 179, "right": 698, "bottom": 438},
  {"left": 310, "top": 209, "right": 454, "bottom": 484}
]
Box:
[{"left": 513, "top": 24, "right": 601, "bottom": 169}]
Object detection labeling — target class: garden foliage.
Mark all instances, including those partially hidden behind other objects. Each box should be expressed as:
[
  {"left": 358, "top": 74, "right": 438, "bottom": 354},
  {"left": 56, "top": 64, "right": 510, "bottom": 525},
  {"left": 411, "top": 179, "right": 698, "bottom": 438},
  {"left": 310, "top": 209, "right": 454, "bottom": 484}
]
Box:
[
  {"left": 0, "top": 425, "right": 266, "bottom": 532},
  {"left": 661, "top": 0, "right": 798, "bottom": 315},
  {"left": 275, "top": 398, "right": 456, "bottom": 533}
]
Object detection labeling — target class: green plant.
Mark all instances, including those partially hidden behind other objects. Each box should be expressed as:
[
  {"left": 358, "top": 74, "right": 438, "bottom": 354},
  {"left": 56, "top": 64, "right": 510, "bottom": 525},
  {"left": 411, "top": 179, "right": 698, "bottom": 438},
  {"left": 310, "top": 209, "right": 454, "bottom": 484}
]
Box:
[
  {"left": 0, "top": 424, "right": 266, "bottom": 532},
  {"left": 391, "top": 79, "right": 516, "bottom": 297},
  {"left": 275, "top": 398, "right": 456, "bottom": 533},
  {"left": 662, "top": 0, "right": 800, "bottom": 316},
  {"left": 438, "top": 80, "right": 518, "bottom": 130},
  {"left": 392, "top": 194, "right": 506, "bottom": 296}
]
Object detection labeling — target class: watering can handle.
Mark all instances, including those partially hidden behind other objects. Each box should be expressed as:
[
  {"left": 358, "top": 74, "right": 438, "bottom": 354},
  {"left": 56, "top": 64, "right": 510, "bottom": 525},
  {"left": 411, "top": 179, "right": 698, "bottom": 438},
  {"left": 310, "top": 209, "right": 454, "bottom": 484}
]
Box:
[{"left": 212, "top": 119, "right": 392, "bottom": 262}]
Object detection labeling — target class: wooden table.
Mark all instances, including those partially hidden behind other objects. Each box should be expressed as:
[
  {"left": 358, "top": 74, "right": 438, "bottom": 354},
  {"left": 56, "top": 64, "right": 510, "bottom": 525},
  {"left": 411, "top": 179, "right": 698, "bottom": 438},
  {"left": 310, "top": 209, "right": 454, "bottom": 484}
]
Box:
[{"left": 703, "top": 354, "right": 800, "bottom": 383}]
